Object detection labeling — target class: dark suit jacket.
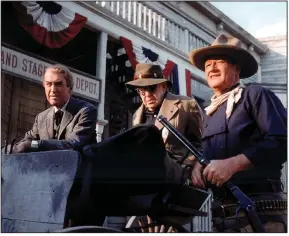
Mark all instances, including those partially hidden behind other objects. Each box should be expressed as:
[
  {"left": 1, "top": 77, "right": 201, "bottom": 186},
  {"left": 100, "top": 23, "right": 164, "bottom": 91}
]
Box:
[
  {"left": 133, "top": 92, "right": 203, "bottom": 165},
  {"left": 16, "top": 97, "right": 97, "bottom": 151}
]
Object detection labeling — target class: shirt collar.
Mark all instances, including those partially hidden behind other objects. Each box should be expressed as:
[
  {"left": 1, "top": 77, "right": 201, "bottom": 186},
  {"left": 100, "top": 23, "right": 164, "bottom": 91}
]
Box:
[{"left": 54, "top": 98, "right": 70, "bottom": 113}]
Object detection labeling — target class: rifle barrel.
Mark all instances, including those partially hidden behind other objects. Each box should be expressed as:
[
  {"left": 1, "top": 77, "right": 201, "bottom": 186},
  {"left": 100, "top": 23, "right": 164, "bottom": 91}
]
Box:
[{"left": 157, "top": 115, "right": 208, "bottom": 166}]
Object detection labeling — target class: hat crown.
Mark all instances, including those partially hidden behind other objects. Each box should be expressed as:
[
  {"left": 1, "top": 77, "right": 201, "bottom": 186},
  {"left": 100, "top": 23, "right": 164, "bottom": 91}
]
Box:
[
  {"left": 125, "top": 63, "right": 171, "bottom": 87},
  {"left": 134, "top": 63, "right": 164, "bottom": 80},
  {"left": 211, "top": 34, "right": 242, "bottom": 48}
]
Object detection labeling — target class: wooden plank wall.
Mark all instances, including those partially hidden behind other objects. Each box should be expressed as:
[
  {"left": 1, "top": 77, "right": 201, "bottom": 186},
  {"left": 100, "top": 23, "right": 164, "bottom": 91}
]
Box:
[
  {"left": 1, "top": 72, "right": 13, "bottom": 145},
  {"left": 1, "top": 73, "right": 48, "bottom": 144},
  {"left": 260, "top": 36, "right": 287, "bottom": 84},
  {"left": 16, "top": 79, "right": 48, "bottom": 141}
]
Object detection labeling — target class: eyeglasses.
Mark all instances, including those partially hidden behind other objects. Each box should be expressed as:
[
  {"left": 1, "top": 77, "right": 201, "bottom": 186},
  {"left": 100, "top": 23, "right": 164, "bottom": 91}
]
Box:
[{"left": 135, "top": 85, "right": 158, "bottom": 96}]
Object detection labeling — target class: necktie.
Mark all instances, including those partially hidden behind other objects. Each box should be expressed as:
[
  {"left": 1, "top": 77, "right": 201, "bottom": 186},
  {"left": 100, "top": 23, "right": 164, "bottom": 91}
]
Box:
[{"left": 55, "top": 110, "right": 63, "bottom": 126}]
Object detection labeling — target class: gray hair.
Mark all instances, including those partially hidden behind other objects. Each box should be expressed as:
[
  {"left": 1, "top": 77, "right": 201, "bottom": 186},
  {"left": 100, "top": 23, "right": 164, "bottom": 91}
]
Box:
[{"left": 43, "top": 64, "right": 74, "bottom": 90}]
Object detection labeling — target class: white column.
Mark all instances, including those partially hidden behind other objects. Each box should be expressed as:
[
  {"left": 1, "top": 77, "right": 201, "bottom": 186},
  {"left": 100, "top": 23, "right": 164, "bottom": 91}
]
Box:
[
  {"left": 96, "top": 120, "right": 108, "bottom": 143},
  {"left": 96, "top": 31, "right": 109, "bottom": 142}
]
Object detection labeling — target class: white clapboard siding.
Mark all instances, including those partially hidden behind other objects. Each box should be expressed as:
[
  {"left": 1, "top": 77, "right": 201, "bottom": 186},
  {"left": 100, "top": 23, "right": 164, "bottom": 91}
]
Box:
[{"left": 259, "top": 36, "right": 287, "bottom": 84}]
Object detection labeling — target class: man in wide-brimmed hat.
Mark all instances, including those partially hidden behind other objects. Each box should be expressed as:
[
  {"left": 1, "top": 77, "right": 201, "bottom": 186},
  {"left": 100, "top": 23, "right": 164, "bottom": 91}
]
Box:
[
  {"left": 126, "top": 63, "right": 204, "bottom": 232},
  {"left": 126, "top": 63, "right": 203, "bottom": 173},
  {"left": 189, "top": 34, "right": 287, "bottom": 232}
]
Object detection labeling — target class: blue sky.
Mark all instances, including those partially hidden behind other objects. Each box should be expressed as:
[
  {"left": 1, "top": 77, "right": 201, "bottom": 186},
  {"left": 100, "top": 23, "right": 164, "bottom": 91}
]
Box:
[{"left": 210, "top": 2, "right": 287, "bottom": 38}]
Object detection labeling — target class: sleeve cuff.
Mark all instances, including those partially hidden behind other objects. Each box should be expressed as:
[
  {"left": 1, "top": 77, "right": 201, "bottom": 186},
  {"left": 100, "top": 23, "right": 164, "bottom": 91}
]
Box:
[{"left": 30, "top": 140, "right": 39, "bottom": 150}]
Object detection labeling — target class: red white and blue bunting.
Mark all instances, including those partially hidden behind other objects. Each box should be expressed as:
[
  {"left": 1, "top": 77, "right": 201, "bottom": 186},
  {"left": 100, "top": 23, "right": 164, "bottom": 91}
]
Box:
[
  {"left": 13, "top": 2, "right": 87, "bottom": 48},
  {"left": 120, "top": 36, "right": 180, "bottom": 94}
]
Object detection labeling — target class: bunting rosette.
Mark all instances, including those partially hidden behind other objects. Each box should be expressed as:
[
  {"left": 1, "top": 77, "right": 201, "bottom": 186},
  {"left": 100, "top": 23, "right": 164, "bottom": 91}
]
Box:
[{"left": 13, "top": 1, "right": 87, "bottom": 48}]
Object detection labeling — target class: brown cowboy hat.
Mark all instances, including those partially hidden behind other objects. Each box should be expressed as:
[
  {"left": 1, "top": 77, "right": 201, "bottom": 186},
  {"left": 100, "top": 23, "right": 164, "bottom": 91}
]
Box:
[
  {"left": 189, "top": 34, "right": 258, "bottom": 78},
  {"left": 125, "top": 63, "right": 172, "bottom": 88}
]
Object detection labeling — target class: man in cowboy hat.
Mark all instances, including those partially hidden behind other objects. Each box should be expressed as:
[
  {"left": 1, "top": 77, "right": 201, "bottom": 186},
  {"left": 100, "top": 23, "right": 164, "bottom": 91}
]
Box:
[
  {"left": 189, "top": 33, "right": 287, "bottom": 232},
  {"left": 126, "top": 63, "right": 203, "bottom": 180},
  {"left": 125, "top": 63, "right": 204, "bottom": 232}
]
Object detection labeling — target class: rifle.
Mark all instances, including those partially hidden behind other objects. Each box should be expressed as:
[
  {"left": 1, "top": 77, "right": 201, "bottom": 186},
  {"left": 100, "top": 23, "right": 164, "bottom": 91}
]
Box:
[{"left": 157, "top": 115, "right": 265, "bottom": 232}]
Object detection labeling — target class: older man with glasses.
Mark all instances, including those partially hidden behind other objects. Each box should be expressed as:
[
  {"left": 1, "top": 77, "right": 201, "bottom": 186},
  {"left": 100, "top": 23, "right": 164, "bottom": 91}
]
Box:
[
  {"left": 126, "top": 63, "right": 203, "bottom": 178},
  {"left": 125, "top": 63, "right": 204, "bottom": 232}
]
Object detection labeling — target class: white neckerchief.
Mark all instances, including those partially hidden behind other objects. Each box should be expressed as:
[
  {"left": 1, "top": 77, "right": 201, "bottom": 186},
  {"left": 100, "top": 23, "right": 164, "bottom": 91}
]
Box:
[{"left": 205, "top": 84, "right": 244, "bottom": 119}]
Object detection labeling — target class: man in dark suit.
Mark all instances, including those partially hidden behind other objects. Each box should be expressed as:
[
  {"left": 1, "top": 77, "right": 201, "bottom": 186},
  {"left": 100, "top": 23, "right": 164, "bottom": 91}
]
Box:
[{"left": 12, "top": 64, "right": 97, "bottom": 153}]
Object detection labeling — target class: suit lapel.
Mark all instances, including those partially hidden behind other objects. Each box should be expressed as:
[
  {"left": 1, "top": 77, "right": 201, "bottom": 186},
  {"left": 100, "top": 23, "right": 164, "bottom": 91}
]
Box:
[
  {"left": 133, "top": 104, "right": 144, "bottom": 126},
  {"left": 57, "top": 98, "right": 75, "bottom": 139},
  {"left": 46, "top": 108, "right": 54, "bottom": 139},
  {"left": 154, "top": 92, "right": 179, "bottom": 131}
]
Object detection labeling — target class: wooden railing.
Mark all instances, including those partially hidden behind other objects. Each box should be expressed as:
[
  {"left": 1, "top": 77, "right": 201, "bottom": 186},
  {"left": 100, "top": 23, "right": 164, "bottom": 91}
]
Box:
[{"left": 95, "top": 1, "right": 210, "bottom": 54}]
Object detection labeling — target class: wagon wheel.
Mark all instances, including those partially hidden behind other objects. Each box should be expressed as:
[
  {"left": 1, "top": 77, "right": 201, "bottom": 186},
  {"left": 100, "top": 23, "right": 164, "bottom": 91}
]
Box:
[
  {"left": 124, "top": 215, "right": 189, "bottom": 233},
  {"left": 55, "top": 226, "right": 123, "bottom": 233}
]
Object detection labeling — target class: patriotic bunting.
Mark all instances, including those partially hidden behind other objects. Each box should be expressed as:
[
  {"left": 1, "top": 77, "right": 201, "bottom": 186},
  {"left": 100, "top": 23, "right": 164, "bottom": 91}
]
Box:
[
  {"left": 13, "top": 1, "right": 87, "bottom": 48},
  {"left": 120, "top": 36, "right": 180, "bottom": 94}
]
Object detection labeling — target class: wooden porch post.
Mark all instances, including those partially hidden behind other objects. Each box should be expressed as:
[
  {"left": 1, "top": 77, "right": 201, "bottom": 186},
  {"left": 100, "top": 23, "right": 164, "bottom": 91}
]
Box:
[{"left": 96, "top": 31, "right": 109, "bottom": 142}]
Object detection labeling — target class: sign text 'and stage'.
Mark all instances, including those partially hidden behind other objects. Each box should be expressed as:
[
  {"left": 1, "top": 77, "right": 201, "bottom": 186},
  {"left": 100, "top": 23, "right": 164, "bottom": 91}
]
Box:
[{"left": 1, "top": 46, "right": 100, "bottom": 101}]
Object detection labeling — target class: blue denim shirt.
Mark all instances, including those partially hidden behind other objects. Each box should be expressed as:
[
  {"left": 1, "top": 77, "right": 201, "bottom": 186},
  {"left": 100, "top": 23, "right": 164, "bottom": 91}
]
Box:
[{"left": 202, "top": 85, "right": 287, "bottom": 184}]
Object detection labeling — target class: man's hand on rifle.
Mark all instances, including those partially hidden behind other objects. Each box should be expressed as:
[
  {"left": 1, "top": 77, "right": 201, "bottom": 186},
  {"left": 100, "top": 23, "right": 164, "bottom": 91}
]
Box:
[
  {"left": 202, "top": 154, "right": 252, "bottom": 187},
  {"left": 202, "top": 159, "right": 235, "bottom": 187}
]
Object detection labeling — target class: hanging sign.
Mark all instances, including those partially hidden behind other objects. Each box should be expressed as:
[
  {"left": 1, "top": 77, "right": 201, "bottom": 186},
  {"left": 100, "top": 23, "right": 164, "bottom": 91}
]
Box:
[{"left": 1, "top": 46, "right": 101, "bottom": 102}]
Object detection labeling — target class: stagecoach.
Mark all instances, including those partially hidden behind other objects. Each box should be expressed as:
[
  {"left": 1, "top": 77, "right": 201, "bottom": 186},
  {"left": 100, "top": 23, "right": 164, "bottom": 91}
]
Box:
[
  {"left": 2, "top": 117, "right": 267, "bottom": 233},
  {"left": 2, "top": 124, "right": 210, "bottom": 233}
]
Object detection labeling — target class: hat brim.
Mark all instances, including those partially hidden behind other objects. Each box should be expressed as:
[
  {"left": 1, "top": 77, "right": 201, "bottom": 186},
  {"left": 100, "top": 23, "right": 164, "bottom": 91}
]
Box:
[
  {"left": 189, "top": 45, "right": 258, "bottom": 78},
  {"left": 125, "top": 78, "right": 172, "bottom": 88}
]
